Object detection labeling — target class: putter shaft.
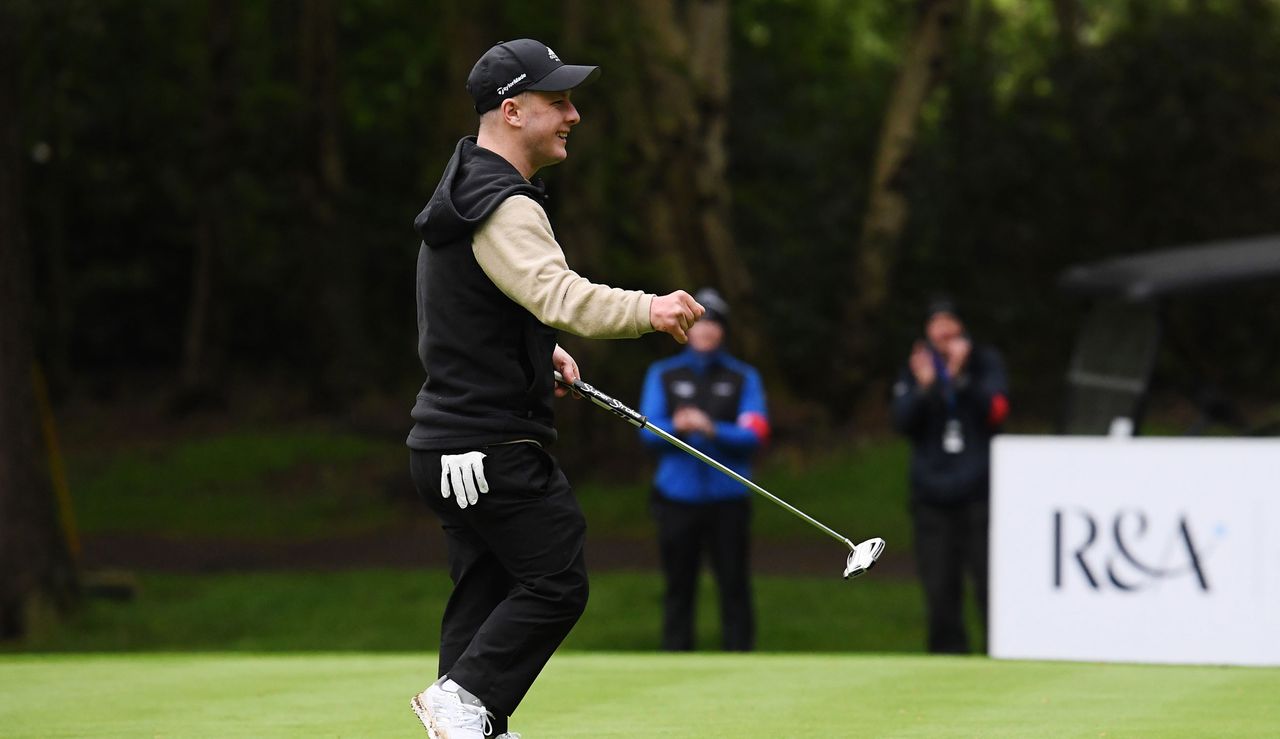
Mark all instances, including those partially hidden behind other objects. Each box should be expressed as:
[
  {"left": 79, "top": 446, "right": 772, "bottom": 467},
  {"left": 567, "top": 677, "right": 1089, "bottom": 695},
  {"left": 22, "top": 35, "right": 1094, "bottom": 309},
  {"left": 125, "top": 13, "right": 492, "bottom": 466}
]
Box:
[
  {"left": 557, "top": 373, "right": 856, "bottom": 550},
  {"left": 644, "top": 422, "right": 855, "bottom": 549}
]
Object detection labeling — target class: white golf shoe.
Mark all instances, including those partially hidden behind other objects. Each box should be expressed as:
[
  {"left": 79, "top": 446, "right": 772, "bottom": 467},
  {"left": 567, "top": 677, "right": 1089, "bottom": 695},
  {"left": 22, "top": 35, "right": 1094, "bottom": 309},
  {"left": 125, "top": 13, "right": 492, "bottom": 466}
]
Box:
[{"left": 410, "top": 682, "right": 495, "bottom": 739}]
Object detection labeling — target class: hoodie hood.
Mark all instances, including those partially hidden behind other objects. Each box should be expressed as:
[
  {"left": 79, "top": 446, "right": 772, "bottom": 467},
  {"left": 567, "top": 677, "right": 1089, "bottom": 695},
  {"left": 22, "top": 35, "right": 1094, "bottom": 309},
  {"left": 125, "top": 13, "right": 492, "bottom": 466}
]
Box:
[{"left": 414, "top": 137, "right": 546, "bottom": 247}]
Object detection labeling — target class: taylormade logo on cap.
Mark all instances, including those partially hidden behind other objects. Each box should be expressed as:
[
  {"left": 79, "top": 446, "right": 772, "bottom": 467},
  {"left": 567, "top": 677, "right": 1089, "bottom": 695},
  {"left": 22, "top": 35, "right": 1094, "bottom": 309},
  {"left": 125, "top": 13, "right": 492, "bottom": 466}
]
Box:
[
  {"left": 547, "top": 47, "right": 560, "bottom": 62},
  {"left": 497, "top": 73, "right": 526, "bottom": 96}
]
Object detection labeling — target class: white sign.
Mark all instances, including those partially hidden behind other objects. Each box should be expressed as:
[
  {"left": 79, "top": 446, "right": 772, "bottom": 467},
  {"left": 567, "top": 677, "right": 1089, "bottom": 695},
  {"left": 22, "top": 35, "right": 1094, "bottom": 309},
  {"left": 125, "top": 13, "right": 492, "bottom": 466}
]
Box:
[{"left": 990, "top": 436, "right": 1280, "bottom": 666}]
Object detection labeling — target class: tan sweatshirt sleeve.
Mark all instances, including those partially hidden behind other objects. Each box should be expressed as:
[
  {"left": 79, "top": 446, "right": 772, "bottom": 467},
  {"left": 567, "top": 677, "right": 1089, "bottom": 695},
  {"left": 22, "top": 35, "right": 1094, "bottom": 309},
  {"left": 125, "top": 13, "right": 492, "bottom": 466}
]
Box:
[{"left": 472, "top": 195, "right": 655, "bottom": 339}]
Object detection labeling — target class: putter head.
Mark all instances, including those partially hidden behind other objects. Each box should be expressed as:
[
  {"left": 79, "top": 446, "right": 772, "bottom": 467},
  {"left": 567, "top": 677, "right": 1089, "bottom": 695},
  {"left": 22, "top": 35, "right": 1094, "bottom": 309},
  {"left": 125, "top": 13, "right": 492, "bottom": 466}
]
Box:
[{"left": 843, "top": 537, "right": 886, "bottom": 579}]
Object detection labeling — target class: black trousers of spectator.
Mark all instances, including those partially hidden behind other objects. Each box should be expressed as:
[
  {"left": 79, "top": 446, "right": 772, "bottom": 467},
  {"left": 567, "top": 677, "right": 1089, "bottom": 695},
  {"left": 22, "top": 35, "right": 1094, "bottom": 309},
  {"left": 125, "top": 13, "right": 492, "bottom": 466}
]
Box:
[
  {"left": 411, "top": 443, "right": 589, "bottom": 726},
  {"left": 910, "top": 497, "right": 989, "bottom": 654},
  {"left": 652, "top": 496, "right": 754, "bottom": 651}
]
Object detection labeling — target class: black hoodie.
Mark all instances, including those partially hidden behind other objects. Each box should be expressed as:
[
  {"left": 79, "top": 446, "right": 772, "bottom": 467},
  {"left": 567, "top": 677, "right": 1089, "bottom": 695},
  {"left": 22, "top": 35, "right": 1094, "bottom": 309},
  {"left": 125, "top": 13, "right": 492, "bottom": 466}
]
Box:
[{"left": 407, "top": 137, "right": 559, "bottom": 450}]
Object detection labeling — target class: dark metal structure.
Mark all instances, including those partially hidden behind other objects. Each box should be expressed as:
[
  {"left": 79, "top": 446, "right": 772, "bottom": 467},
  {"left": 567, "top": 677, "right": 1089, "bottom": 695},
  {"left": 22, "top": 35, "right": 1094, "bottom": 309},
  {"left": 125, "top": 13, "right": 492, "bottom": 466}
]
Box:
[{"left": 1057, "top": 235, "right": 1280, "bottom": 435}]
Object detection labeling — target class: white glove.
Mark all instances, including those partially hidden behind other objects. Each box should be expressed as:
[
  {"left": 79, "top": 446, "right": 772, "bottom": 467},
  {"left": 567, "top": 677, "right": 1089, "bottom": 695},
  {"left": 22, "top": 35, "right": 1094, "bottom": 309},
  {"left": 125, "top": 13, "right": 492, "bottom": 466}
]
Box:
[{"left": 440, "top": 451, "right": 489, "bottom": 509}]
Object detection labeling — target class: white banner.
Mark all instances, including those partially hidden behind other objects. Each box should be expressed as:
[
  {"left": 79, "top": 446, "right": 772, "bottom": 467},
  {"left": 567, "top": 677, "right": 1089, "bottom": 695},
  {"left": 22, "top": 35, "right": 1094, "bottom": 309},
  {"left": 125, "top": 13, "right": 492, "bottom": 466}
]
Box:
[{"left": 990, "top": 436, "right": 1280, "bottom": 666}]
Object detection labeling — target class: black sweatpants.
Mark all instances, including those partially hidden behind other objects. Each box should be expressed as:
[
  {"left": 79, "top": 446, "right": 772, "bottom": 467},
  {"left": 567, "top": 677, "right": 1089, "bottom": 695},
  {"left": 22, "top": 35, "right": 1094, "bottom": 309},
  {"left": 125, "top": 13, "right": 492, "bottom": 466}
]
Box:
[
  {"left": 910, "top": 498, "right": 989, "bottom": 654},
  {"left": 652, "top": 496, "right": 754, "bottom": 651},
  {"left": 410, "top": 443, "right": 589, "bottom": 724}
]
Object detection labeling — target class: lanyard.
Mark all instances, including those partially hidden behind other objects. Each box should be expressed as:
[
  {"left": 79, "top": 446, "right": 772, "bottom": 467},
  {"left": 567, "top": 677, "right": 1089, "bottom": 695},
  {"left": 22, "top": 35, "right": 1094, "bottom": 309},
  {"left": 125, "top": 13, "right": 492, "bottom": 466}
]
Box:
[
  {"left": 930, "top": 348, "right": 958, "bottom": 417},
  {"left": 930, "top": 348, "right": 966, "bottom": 454}
]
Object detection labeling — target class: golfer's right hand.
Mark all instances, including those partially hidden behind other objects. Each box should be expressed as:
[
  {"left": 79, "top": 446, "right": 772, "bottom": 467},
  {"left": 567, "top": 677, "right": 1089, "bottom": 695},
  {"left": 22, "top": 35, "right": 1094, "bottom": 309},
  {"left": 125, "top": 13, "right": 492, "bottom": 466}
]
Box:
[
  {"left": 650, "top": 290, "right": 705, "bottom": 343},
  {"left": 440, "top": 451, "right": 488, "bottom": 509}
]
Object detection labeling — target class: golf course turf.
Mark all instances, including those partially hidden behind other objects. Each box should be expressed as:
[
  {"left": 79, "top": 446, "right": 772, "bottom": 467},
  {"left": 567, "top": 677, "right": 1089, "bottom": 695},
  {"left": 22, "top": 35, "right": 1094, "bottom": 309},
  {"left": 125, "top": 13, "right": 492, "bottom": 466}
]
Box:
[{"left": 3, "top": 652, "right": 1276, "bottom": 737}]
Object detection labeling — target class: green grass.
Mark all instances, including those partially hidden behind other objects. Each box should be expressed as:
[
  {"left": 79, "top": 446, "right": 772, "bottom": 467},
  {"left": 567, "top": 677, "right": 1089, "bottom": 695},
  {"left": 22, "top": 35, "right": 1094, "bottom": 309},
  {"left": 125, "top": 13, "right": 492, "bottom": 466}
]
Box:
[
  {"left": 1, "top": 652, "right": 1276, "bottom": 737},
  {"left": 67, "top": 429, "right": 406, "bottom": 538},
  {"left": 33, "top": 426, "right": 1279, "bottom": 736},
  {"left": 11, "top": 569, "right": 938, "bottom": 654},
  {"left": 66, "top": 423, "right": 913, "bottom": 546},
  {"left": 754, "top": 439, "right": 910, "bottom": 542}
]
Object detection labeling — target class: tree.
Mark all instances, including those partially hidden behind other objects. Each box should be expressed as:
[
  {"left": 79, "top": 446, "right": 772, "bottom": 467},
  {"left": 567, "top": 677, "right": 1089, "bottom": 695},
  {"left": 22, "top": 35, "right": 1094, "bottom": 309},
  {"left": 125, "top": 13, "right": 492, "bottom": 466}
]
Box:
[
  {"left": 441, "top": 0, "right": 502, "bottom": 138},
  {"left": 177, "top": 0, "right": 239, "bottom": 410},
  {"left": 842, "top": 0, "right": 964, "bottom": 394},
  {"left": 0, "top": 2, "right": 77, "bottom": 639},
  {"left": 561, "top": 1, "right": 771, "bottom": 360},
  {"left": 297, "top": 0, "right": 366, "bottom": 406},
  {"left": 1052, "top": 0, "right": 1083, "bottom": 53},
  {"left": 634, "top": 1, "right": 761, "bottom": 351}
]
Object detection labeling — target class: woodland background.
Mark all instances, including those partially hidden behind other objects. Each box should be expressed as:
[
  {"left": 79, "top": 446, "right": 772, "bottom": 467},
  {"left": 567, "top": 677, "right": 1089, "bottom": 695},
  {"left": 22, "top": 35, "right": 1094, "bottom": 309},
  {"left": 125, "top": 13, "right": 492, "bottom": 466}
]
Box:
[{"left": 4, "top": 0, "right": 1280, "bottom": 635}]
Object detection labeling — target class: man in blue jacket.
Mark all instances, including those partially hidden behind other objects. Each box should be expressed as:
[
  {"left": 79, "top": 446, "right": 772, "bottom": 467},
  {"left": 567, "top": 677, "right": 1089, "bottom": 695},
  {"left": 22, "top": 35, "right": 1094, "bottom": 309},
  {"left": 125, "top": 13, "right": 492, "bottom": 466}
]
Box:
[
  {"left": 891, "top": 296, "right": 1009, "bottom": 653},
  {"left": 638, "top": 288, "right": 770, "bottom": 651}
]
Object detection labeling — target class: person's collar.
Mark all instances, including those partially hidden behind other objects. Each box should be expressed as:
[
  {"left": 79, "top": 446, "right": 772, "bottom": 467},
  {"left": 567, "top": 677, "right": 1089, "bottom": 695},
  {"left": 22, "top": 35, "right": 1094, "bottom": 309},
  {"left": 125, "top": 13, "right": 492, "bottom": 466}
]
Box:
[{"left": 683, "top": 346, "right": 724, "bottom": 371}]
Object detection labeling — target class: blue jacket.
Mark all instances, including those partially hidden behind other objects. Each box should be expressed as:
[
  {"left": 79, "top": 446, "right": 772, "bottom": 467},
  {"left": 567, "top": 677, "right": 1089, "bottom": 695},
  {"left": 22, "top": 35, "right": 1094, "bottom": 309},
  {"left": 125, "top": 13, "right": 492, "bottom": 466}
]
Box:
[{"left": 639, "top": 348, "right": 769, "bottom": 503}]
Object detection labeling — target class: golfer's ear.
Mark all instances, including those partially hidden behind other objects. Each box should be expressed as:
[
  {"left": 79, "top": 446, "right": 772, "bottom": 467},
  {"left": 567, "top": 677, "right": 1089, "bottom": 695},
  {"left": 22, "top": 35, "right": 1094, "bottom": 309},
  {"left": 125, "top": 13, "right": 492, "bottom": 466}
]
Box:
[{"left": 500, "top": 97, "right": 522, "bottom": 127}]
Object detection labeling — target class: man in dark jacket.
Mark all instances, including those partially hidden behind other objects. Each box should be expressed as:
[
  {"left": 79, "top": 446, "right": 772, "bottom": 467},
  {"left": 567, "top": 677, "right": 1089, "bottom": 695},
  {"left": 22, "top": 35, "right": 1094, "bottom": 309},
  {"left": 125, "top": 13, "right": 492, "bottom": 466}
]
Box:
[
  {"left": 638, "top": 288, "right": 769, "bottom": 652},
  {"left": 407, "top": 39, "right": 704, "bottom": 739},
  {"left": 891, "top": 297, "right": 1008, "bottom": 654}
]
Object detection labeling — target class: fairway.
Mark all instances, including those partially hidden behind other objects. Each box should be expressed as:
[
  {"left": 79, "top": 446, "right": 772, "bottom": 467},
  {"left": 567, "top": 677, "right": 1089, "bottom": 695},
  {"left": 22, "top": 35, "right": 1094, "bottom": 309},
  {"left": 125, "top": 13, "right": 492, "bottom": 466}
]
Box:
[{"left": 2, "top": 653, "right": 1276, "bottom": 737}]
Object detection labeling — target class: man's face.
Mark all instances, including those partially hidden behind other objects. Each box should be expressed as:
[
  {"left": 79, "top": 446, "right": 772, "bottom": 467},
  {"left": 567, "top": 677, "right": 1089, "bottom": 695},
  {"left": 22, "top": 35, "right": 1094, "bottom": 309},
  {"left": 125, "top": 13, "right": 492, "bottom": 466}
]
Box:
[
  {"left": 687, "top": 319, "right": 724, "bottom": 353},
  {"left": 518, "top": 90, "right": 580, "bottom": 170},
  {"left": 925, "top": 313, "right": 964, "bottom": 353}
]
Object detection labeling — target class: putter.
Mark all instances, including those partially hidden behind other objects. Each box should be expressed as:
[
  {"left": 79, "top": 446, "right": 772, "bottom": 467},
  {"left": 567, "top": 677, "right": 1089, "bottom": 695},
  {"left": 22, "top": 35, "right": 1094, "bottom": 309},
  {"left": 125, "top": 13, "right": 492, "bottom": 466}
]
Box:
[{"left": 555, "top": 372, "right": 885, "bottom": 579}]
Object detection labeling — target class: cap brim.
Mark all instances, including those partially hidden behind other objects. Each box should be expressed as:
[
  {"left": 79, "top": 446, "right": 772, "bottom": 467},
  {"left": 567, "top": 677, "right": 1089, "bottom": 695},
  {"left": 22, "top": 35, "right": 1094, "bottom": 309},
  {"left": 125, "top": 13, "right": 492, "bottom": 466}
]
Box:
[{"left": 527, "top": 64, "right": 600, "bottom": 92}]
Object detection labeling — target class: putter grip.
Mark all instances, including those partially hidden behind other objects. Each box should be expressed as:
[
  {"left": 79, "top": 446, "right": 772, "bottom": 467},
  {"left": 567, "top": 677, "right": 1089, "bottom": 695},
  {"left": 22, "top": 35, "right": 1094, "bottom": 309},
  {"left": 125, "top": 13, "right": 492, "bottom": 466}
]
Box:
[{"left": 554, "top": 371, "right": 648, "bottom": 428}]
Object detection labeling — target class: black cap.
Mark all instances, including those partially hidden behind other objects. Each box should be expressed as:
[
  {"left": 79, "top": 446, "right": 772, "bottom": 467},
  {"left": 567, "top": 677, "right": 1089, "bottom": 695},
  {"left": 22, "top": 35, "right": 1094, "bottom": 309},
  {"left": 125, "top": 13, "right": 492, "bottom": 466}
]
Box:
[
  {"left": 466, "top": 39, "right": 601, "bottom": 114},
  {"left": 695, "top": 287, "right": 730, "bottom": 327},
  {"left": 925, "top": 294, "right": 960, "bottom": 324}
]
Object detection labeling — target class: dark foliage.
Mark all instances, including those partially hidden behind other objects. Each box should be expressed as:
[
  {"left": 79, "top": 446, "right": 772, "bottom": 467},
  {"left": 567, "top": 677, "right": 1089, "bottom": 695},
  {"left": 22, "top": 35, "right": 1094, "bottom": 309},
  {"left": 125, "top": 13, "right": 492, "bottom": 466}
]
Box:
[{"left": 12, "top": 0, "right": 1280, "bottom": 439}]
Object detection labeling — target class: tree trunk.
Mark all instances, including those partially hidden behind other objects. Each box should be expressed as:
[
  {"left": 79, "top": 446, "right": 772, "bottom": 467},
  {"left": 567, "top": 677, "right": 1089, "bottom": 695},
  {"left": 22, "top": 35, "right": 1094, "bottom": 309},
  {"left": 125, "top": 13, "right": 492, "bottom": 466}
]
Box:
[
  {"left": 442, "top": 0, "right": 500, "bottom": 139},
  {"left": 548, "top": 0, "right": 783, "bottom": 474},
  {"left": 0, "top": 5, "right": 78, "bottom": 639},
  {"left": 300, "top": 0, "right": 345, "bottom": 201},
  {"left": 683, "top": 0, "right": 767, "bottom": 360},
  {"left": 629, "top": 1, "right": 700, "bottom": 290},
  {"left": 623, "top": 1, "right": 771, "bottom": 363},
  {"left": 177, "top": 0, "right": 237, "bottom": 410},
  {"left": 842, "top": 0, "right": 963, "bottom": 391},
  {"left": 16, "top": 4, "right": 74, "bottom": 398},
  {"left": 1051, "top": 0, "right": 1082, "bottom": 53},
  {"left": 298, "top": 0, "right": 362, "bottom": 407}
]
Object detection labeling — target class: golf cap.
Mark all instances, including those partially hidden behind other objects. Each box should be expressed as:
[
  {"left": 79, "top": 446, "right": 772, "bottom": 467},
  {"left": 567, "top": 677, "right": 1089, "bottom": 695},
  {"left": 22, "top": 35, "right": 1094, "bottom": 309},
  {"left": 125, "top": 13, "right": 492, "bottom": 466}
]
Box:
[
  {"left": 925, "top": 294, "right": 960, "bottom": 324},
  {"left": 466, "top": 39, "right": 600, "bottom": 114},
  {"left": 695, "top": 287, "right": 730, "bottom": 327}
]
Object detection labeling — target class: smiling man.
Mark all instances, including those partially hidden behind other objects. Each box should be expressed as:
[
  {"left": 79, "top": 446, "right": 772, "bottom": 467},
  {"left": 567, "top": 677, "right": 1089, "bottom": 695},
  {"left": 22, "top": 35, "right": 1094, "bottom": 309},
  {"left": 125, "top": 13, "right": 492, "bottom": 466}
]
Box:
[{"left": 407, "top": 39, "right": 704, "bottom": 739}]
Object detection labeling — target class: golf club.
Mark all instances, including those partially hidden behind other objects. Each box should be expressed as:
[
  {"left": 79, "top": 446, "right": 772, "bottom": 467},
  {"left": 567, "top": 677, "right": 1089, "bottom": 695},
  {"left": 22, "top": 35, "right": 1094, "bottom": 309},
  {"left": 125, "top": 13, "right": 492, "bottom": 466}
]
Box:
[{"left": 554, "top": 371, "right": 885, "bottom": 579}]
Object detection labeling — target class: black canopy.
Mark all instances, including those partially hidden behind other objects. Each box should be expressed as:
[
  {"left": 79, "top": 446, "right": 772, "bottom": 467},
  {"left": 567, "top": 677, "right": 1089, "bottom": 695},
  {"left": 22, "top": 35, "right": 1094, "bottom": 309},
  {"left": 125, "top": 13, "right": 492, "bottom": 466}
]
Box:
[{"left": 1058, "top": 234, "right": 1280, "bottom": 301}]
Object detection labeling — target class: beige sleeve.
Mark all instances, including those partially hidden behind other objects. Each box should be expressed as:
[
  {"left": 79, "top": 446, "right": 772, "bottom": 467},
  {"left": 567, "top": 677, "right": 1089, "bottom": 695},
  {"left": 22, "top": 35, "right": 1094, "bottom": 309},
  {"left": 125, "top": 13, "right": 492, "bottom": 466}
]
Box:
[{"left": 472, "top": 195, "right": 655, "bottom": 339}]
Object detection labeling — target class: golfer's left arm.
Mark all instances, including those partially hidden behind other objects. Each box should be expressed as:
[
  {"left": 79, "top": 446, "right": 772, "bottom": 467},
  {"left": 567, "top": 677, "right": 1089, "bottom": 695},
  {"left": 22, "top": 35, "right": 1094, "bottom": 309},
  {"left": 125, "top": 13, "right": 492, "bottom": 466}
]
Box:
[{"left": 473, "top": 196, "right": 653, "bottom": 339}]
